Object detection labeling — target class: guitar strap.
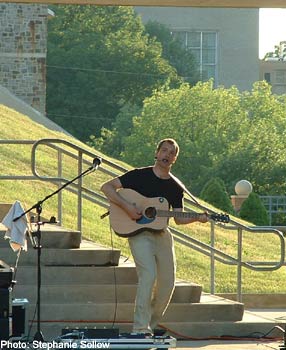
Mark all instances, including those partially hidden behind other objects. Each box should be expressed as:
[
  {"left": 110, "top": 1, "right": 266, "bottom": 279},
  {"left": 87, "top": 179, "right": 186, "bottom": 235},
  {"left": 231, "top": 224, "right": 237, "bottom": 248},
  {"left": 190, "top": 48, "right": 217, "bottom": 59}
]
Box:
[{"left": 169, "top": 172, "right": 204, "bottom": 209}]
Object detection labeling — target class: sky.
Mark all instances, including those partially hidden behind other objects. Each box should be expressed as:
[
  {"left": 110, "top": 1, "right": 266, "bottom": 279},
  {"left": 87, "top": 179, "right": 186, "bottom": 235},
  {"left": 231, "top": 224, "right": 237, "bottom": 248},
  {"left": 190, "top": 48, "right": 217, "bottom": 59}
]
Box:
[{"left": 259, "top": 8, "right": 286, "bottom": 58}]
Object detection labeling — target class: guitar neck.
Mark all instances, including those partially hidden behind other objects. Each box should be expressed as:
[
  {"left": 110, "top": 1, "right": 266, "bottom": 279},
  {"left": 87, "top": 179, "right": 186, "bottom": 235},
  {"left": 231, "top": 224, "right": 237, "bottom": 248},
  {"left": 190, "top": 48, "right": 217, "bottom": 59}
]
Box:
[{"left": 156, "top": 210, "right": 201, "bottom": 219}]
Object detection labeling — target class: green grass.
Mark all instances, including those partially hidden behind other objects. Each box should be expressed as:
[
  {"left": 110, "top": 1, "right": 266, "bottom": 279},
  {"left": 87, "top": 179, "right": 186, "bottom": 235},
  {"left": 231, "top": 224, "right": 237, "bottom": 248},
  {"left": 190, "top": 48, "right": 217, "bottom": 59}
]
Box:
[{"left": 1, "top": 104, "right": 286, "bottom": 294}]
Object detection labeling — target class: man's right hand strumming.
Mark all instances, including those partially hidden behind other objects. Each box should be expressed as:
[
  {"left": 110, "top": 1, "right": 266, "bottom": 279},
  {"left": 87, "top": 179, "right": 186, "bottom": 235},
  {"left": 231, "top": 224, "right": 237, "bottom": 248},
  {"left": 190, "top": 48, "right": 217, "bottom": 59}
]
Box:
[{"left": 124, "top": 202, "right": 142, "bottom": 221}]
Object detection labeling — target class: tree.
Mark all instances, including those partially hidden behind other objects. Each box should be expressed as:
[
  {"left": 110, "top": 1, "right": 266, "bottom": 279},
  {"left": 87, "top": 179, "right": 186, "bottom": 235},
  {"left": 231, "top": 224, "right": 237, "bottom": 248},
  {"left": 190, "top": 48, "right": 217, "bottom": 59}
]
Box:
[
  {"left": 200, "top": 178, "right": 234, "bottom": 214},
  {"left": 88, "top": 103, "right": 141, "bottom": 158},
  {"left": 89, "top": 19, "right": 200, "bottom": 157},
  {"left": 217, "top": 81, "right": 286, "bottom": 194},
  {"left": 144, "top": 21, "right": 200, "bottom": 85},
  {"left": 47, "top": 5, "right": 181, "bottom": 141},
  {"left": 239, "top": 193, "right": 269, "bottom": 226},
  {"left": 264, "top": 41, "right": 286, "bottom": 61},
  {"left": 121, "top": 81, "right": 246, "bottom": 193},
  {"left": 120, "top": 80, "right": 286, "bottom": 196}
]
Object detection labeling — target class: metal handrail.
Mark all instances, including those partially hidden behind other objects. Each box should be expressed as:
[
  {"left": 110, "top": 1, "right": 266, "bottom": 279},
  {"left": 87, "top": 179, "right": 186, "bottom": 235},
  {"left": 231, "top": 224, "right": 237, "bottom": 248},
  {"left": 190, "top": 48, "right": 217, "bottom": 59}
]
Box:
[
  {"left": 172, "top": 226, "right": 284, "bottom": 270},
  {"left": 1, "top": 138, "right": 285, "bottom": 301},
  {"left": 183, "top": 195, "right": 285, "bottom": 270}
]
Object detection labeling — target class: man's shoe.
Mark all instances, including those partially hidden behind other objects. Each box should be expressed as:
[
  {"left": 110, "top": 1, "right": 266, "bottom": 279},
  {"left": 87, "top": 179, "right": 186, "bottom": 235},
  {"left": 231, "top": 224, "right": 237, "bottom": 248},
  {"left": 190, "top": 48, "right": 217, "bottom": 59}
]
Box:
[
  {"left": 130, "top": 332, "right": 153, "bottom": 338},
  {"left": 143, "top": 332, "right": 153, "bottom": 338},
  {"left": 154, "top": 328, "right": 166, "bottom": 336}
]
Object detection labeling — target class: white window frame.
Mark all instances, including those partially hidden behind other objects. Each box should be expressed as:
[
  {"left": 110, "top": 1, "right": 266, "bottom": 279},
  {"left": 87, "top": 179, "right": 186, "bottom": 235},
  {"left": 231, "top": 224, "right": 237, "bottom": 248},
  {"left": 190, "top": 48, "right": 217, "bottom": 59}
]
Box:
[{"left": 172, "top": 30, "right": 218, "bottom": 85}]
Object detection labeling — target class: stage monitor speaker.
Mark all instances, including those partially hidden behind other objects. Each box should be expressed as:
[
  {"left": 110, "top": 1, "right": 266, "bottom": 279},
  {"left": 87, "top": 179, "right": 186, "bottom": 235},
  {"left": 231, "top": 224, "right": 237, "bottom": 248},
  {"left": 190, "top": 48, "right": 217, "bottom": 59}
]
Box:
[
  {"left": 12, "top": 299, "right": 29, "bottom": 338},
  {"left": 0, "top": 317, "right": 11, "bottom": 341},
  {"left": 0, "top": 260, "right": 13, "bottom": 289},
  {"left": 0, "top": 288, "right": 11, "bottom": 318}
]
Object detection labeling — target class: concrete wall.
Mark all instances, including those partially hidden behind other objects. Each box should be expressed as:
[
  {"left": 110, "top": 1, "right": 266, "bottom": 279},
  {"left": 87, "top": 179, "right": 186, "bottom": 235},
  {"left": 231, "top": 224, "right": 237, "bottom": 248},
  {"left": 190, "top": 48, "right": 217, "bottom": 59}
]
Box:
[{"left": 136, "top": 7, "right": 260, "bottom": 91}]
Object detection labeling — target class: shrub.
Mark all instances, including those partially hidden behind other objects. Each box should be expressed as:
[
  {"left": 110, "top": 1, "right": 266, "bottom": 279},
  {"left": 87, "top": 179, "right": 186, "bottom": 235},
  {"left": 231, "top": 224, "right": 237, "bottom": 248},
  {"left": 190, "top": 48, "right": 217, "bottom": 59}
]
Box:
[
  {"left": 239, "top": 192, "right": 269, "bottom": 225},
  {"left": 200, "top": 177, "right": 234, "bottom": 214}
]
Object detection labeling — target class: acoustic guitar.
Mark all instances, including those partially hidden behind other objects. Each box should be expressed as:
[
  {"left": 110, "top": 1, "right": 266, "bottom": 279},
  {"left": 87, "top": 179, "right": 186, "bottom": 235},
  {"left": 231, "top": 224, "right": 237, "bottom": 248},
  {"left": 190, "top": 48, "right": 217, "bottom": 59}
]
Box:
[{"left": 109, "top": 188, "right": 230, "bottom": 237}]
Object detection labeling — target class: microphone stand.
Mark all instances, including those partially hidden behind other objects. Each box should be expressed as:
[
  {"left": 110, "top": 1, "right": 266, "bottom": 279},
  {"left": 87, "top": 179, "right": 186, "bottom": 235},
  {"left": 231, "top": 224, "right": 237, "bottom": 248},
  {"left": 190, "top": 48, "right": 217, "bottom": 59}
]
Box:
[{"left": 13, "top": 158, "right": 102, "bottom": 342}]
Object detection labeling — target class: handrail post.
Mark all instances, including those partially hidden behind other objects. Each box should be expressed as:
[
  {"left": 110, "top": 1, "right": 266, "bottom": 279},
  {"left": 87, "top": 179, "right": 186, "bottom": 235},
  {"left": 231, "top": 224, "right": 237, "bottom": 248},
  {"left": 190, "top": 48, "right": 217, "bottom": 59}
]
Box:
[
  {"left": 269, "top": 197, "right": 272, "bottom": 226},
  {"left": 210, "top": 220, "right": 215, "bottom": 294},
  {"left": 237, "top": 227, "right": 243, "bottom": 302},
  {"left": 57, "top": 148, "right": 63, "bottom": 224},
  {"left": 77, "top": 151, "right": 83, "bottom": 232}
]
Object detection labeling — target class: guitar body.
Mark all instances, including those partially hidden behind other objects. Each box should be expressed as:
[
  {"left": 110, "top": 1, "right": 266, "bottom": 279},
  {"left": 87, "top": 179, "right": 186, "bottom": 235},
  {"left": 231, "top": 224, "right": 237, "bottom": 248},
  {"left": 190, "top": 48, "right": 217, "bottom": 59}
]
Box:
[
  {"left": 109, "top": 189, "right": 169, "bottom": 237},
  {"left": 109, "top": 189, "right": 230, "bottom": 238}
]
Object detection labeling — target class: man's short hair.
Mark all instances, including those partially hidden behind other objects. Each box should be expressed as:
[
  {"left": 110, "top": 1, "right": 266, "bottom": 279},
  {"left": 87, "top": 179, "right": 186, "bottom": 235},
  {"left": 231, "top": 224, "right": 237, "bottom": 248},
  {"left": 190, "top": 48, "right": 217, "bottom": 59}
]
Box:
[{"left": 156, "top": 138, "right": 180, "bottom": 156}]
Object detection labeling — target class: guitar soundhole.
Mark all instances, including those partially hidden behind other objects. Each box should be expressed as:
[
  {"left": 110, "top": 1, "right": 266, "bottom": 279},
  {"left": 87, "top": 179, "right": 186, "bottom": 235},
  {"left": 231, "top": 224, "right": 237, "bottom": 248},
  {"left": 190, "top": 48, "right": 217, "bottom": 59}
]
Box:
[{"left": 145, "top": 207, "right": 157, "bottom": 219}]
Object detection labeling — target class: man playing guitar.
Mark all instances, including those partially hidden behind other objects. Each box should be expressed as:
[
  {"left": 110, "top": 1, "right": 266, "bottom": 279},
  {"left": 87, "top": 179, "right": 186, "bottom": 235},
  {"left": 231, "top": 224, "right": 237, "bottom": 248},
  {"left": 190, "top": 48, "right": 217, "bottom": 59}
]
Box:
[{"left": 101, "top": 138, "right": 208, "bottom": 336}]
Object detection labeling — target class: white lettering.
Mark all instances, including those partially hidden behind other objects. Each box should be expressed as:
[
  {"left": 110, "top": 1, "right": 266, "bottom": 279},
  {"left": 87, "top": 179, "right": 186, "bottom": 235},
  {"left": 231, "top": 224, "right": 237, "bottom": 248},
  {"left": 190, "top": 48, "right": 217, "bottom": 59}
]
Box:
[
  {"left": 1, "top": 340, "right": 111, "bottom": 349},
  {"left": 0, "top": 341, "right": 8, "bottom": 348},
  {"left": 0, "top": 341, "right": 27, "bottom": 349},
  {"left": 80, "top": 341, "right": 110, "bottom": 349},
  {"left": 38, "top": 341, "right": 83, "bottom": 349}
]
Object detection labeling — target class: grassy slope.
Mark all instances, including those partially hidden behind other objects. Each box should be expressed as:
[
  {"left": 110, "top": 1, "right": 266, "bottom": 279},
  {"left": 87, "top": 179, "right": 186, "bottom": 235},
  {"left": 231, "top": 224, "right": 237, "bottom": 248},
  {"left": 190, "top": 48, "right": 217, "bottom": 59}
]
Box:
[{"left": 1, "top": 104, "right": 286, "bottom": 294}]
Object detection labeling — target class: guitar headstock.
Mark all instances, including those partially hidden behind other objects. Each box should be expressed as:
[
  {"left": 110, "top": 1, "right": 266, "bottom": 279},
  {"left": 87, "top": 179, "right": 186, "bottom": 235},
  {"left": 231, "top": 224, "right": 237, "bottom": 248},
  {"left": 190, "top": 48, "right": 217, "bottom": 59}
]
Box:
[{"left": 209, "top": 213, "right": 230, "bottom": 223}]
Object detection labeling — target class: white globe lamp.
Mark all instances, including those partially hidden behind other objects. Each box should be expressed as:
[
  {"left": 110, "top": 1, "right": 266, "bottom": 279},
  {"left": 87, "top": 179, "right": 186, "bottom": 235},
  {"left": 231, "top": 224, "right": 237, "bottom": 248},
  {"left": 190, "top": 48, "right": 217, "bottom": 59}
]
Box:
[{"left": 235, "top": 180, "right": 253, "bottom": 196}]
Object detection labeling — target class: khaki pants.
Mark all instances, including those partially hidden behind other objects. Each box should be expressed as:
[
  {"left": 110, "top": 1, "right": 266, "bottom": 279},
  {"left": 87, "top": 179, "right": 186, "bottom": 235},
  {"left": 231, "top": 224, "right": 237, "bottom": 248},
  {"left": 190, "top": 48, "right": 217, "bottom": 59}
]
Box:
[{"left": 128, "top": 229, "right": 176, "bottom": 333}]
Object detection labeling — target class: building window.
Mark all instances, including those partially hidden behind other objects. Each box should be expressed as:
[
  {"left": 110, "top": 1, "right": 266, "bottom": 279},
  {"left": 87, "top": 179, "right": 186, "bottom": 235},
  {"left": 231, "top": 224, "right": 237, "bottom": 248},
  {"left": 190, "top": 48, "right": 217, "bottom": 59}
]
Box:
[
  {"left": 264, "top": 72, "right": 271, "bottom": 83},
  {"left": 274, "top": 70, "right": 286, "bottom": 85},
  {"left": 172, "top": 30, "right": 217, "bottom": 84}
]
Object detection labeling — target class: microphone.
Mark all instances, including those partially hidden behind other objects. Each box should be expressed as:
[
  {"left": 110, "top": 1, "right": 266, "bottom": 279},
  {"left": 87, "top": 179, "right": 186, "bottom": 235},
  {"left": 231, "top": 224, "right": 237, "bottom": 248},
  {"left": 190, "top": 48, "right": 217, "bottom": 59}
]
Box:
[{"left": 92, "top": 157, "right": 102, "bottom": 169}]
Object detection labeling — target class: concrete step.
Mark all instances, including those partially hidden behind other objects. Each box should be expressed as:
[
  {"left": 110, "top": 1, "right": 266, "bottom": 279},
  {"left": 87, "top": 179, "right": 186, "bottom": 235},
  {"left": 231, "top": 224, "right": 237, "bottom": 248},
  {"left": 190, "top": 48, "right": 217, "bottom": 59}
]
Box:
[
  {"left": 0, "top": 203, "right": 12, "bottom": 221},
  {"left": 25, "top": 307, "right": 284, "bottom": 342},
  {"left": 161, "top": 308, "right": 286, "bottom": 338},
  {"left": 165, "top": 294, "right": 244, "bottom": 322},
  {"left": 24, "top": 299, "right": 243, "bottom": 325},
  {"left": 14, "top": 265, "right": 138, "bottom": 285},
  {"left": 0, "top": 229, "right": 248, "bottom": 341},
  {"left": 12, "top": 281, "right": 202, "bottom": 304},
  {"left": 218, "top": 293, "right": 286, "bottom": 308},
  {"left": 0, "top": 246, "right": 120, "bottom": 267},
  {"left": 21, "top": 294, "right": 244, "bottom": 341},
  {"left": 0, "top": 223, "right": 81, "bottom": 249}
]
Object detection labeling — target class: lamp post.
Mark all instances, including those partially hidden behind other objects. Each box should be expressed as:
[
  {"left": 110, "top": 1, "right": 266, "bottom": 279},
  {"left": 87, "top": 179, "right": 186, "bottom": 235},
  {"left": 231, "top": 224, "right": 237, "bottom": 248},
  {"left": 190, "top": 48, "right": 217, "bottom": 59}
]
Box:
[{"left": 231, "top": 179, "right": 253, "bottom": 213}]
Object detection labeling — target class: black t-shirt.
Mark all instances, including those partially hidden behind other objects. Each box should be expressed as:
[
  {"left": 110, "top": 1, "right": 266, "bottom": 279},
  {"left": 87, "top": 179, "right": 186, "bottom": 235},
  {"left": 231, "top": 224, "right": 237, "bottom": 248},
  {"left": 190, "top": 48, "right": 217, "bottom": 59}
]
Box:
[{"left": 119, "top": 166, "right": 184, "bottom": 209}]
